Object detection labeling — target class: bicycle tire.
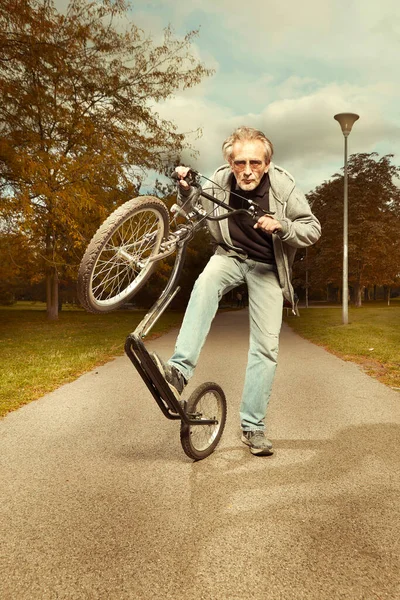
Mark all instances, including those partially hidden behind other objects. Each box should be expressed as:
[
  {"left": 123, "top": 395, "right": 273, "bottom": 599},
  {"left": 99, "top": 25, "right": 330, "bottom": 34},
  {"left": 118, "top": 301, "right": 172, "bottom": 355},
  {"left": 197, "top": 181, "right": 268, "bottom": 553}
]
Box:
[
  {"left": 180, "top": 382, "right": 227, "bottom": 461},
  {"left": 77, "top": 196, "right": 169, "bottom": 313}
]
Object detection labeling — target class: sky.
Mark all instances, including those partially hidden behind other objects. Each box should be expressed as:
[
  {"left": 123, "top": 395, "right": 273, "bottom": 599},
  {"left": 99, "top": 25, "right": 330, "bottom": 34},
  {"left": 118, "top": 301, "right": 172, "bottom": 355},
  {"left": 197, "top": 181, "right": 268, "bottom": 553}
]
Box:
[{"left": 127, "top": 0, "right": 400, "bottom": 194}]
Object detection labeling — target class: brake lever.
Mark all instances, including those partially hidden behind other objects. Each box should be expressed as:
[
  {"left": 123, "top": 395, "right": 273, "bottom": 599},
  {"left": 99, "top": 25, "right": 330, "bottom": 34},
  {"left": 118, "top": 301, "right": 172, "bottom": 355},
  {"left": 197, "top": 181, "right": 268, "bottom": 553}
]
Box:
[{"left": 250, "top": 203, "right": 275, "bottom": 220}]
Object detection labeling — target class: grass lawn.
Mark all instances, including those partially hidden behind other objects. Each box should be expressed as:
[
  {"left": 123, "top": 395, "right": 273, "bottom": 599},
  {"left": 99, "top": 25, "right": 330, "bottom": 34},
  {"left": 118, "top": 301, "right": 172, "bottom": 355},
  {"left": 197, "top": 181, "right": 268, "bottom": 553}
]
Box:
[
  {"left": 284, "top": 300, "right": 400, "bottom": 390},
  {"left": 0, "top": 303, "right": 184, "bottom": 417},
  {"left": 2, "top": 300, "right": 399, "bottom": 419}
]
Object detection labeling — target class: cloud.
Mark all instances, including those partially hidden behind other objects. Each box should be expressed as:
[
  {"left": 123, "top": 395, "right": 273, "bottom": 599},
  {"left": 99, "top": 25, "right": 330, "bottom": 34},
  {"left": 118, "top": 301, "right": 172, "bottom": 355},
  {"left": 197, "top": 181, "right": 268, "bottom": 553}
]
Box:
[
  {"left": 54, "top": 0, "right": 400, "bottom": 194},
  {"left": 157, "top": 75, "right": 400, "bottom": 192}
]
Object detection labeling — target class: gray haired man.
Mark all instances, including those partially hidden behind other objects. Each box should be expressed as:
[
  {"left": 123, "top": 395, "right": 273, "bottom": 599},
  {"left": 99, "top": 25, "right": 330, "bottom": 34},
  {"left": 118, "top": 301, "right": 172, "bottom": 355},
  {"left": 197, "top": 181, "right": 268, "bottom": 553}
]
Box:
[{"left": 153, "top": 126, "right": 321, "bottom": 455}]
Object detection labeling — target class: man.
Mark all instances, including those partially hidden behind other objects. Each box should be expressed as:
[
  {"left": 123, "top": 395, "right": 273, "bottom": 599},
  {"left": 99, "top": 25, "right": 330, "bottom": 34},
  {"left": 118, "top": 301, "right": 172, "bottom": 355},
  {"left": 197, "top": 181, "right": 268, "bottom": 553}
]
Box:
[{"left": 152, "top": 126, "right": 321, "bottom": 456}]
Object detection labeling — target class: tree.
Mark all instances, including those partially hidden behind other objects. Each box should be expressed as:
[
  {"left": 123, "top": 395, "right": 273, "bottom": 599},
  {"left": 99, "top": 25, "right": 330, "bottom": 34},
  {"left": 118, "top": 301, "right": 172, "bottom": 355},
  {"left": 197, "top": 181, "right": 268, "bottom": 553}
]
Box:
[
  {"left": 305, "top": 153, "right": 400, "bottom": 306},
  {"left": 0, "top": 0, "right": 212, "bottom": 318},
  {"left": 0, "top": 226, "right": 38, "bottom": 304}
]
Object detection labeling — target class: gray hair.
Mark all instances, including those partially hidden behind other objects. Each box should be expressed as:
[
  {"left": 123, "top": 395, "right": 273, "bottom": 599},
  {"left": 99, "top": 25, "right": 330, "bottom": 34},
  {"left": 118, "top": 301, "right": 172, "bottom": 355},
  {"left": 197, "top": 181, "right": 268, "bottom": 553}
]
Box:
[{"left": 222, "top": 126, "right": 274, "bottom": 163}]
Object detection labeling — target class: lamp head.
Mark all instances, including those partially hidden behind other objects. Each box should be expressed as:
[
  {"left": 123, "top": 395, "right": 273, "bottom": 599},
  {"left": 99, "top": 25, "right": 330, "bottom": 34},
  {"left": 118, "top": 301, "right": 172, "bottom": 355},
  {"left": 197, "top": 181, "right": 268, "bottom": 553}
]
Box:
[{"left": 334, "top": 113, "right": 360, "bottom": 137}]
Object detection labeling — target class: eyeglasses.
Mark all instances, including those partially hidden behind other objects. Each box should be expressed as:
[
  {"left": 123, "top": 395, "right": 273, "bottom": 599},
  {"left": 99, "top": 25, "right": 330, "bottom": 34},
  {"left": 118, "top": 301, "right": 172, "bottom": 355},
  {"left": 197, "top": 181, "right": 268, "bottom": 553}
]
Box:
[{"left": 232, "top": 159, "right": 265, "bottom": 171}]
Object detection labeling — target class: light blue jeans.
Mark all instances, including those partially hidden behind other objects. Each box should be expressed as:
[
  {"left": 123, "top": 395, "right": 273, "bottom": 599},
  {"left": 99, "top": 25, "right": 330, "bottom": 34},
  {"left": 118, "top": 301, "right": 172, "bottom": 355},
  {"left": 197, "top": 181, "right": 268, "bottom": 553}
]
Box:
[{"left": 169, "top": 254, "right": 283, "bottom": 431}]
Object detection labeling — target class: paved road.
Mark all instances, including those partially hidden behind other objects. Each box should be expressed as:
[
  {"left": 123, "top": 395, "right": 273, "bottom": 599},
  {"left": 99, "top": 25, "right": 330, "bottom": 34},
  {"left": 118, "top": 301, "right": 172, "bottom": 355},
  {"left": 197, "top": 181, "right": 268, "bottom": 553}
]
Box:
[{"left": 1, "top": 309, "right": 399, "bottom": 600}]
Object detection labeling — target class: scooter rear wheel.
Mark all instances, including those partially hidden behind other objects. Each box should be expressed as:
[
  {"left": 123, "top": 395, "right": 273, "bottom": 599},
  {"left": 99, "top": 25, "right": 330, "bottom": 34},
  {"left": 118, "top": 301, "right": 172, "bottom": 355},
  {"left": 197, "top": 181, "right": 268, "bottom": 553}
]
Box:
[{"left": 180, "top": 382, "right": 226, "bottom": 461}]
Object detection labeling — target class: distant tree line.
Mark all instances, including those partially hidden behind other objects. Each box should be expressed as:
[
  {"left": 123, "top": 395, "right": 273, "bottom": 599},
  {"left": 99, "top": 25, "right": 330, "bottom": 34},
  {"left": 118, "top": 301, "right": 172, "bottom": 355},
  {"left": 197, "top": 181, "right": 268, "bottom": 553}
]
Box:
[{"left": 293, "top": 152, "right": 400, "bottom": 306}]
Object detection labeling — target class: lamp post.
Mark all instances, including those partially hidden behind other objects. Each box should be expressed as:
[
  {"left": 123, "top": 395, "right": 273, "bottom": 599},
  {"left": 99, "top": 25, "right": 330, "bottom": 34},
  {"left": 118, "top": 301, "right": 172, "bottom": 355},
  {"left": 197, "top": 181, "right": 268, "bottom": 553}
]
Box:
[{"left": 334, "top": 112, "right": 359, "bottom": 325}]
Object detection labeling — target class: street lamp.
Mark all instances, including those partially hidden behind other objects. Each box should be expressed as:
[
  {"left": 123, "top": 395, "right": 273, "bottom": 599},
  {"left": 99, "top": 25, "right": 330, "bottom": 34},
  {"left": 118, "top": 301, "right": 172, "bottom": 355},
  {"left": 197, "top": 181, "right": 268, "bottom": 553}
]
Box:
[{"left": 334, "top": 112, "right": 360, "bottom": 325}]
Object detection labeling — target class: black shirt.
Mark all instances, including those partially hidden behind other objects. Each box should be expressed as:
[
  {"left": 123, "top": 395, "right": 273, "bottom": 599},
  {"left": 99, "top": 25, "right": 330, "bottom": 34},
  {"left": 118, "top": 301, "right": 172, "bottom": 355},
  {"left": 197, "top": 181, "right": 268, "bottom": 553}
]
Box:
[{"left": 227, "top": 173, "right": 276, "bottom": 264}]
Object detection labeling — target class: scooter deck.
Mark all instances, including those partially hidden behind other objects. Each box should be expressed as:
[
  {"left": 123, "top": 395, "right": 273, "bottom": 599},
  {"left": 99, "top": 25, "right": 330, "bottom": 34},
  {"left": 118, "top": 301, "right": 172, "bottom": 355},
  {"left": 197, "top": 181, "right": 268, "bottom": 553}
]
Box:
[{"left": 124, "top": 334, "right": 217, "bottom": 427}]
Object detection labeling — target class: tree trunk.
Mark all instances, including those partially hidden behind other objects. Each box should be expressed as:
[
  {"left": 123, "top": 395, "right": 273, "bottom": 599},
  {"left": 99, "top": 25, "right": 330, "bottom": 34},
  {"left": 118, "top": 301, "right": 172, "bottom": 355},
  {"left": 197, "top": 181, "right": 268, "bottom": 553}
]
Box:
[
  {"left": 387, "top": 286, "right": 391, "bottom": 306},
  {"left": 46, "top": 267, "right": 59, "bottom": 320},
  {"left": 354, "top": 281, "right": 363, "bottom": 307}
]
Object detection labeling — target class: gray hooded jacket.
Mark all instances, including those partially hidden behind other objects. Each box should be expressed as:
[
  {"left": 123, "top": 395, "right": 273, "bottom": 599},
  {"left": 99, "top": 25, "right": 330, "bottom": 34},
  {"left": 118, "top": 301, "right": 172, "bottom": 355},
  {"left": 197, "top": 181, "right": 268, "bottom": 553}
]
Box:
[{"left": 178, "top": 162, "right": 321, "bottom": 305}]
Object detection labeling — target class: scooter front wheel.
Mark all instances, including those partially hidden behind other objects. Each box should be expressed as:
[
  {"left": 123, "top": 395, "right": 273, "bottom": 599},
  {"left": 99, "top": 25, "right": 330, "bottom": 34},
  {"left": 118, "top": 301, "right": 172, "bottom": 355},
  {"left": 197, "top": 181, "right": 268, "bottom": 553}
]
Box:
[
  {"left": 77, "top": 196, "right": 169, "bottom": 313},
  {"left": 180, "top": 382, "right": 226, "bottom": 461}
]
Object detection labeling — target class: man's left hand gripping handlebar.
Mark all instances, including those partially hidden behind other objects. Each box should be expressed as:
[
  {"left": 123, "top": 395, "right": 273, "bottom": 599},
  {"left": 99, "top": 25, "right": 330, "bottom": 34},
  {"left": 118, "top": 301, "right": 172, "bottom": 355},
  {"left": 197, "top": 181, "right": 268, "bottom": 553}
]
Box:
[{"left": 172, "top": 166, "right": 197, "bottom": 190}]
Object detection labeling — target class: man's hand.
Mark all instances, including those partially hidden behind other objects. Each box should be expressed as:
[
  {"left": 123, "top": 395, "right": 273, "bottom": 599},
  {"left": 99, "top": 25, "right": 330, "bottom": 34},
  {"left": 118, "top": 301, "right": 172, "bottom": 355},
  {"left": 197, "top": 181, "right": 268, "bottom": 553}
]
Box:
[
  {"left": 174, "top": 166, "right": 191, "bottom": 190},
  {"left": 254, "top": 214, "right": 282, "bottom": 233}
]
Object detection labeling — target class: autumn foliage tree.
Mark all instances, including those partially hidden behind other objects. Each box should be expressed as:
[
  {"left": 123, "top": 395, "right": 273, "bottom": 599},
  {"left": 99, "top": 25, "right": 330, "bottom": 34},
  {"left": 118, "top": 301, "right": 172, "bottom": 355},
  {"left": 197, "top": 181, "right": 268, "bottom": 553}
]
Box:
[
  {"left": 0, "top": 0, "right": 212, "bottom": 317},
  {"left": 303, "top": 153, "right": 400, "bottom": 305},
  {"left": 0, "top": 225, "right": 38, "bottom": 304}
]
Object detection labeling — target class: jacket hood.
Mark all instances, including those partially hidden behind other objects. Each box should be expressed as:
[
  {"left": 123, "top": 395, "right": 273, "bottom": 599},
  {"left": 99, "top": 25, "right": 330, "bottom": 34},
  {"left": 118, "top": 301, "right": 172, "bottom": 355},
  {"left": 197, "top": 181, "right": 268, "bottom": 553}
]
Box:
[{"left": 268, "top": 162, "right": 296, "bottom": 204}]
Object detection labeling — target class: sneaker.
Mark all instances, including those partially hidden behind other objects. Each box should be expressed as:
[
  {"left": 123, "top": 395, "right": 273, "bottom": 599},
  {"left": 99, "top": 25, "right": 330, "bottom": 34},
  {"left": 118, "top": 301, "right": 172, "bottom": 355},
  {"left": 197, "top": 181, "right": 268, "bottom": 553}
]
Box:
[
  {"left": 150, "top": 352, "right": 186, "bottom": 399},
  {"left": 241, "top": 430, "right": 274, "bottom": 456}
]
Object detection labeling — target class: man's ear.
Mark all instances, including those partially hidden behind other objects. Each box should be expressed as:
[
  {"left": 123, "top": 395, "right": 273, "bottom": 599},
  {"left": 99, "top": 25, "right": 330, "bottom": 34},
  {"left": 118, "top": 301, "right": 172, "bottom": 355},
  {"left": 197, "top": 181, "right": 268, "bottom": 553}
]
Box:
[{"left": 264, "top": 162, "right": 270, "bottom": 173}]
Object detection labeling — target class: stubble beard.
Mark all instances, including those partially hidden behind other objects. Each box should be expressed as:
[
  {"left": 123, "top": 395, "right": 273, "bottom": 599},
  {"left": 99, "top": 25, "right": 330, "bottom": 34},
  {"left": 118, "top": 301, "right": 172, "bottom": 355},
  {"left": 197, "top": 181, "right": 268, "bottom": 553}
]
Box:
[{"left": 238, "top": 180, "right": 258, "bottom": 191}]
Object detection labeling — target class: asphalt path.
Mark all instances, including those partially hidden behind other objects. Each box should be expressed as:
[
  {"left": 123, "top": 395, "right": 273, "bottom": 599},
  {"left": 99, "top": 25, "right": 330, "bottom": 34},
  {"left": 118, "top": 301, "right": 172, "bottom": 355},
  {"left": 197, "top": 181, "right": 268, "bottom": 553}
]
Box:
[{"left": 1, "top": 309, "right": 399, "bottom": 600}]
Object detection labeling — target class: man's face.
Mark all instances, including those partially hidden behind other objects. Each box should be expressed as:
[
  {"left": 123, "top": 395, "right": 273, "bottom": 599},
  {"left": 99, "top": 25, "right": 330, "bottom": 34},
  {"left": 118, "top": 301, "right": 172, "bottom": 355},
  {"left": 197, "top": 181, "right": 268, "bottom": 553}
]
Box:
[{"left": 229, "top": 140, "right": 270, "bottom": 191}]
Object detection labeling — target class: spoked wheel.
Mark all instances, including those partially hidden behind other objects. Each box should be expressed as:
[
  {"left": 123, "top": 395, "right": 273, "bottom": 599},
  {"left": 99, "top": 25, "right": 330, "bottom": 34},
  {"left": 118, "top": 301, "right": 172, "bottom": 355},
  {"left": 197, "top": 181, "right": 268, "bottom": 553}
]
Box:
[
  {"left": 180, "top": 382, "right": 227, "bottom": 461},
  {"left": 78, "top": 196, "right": 169, "bottom": 313}
]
